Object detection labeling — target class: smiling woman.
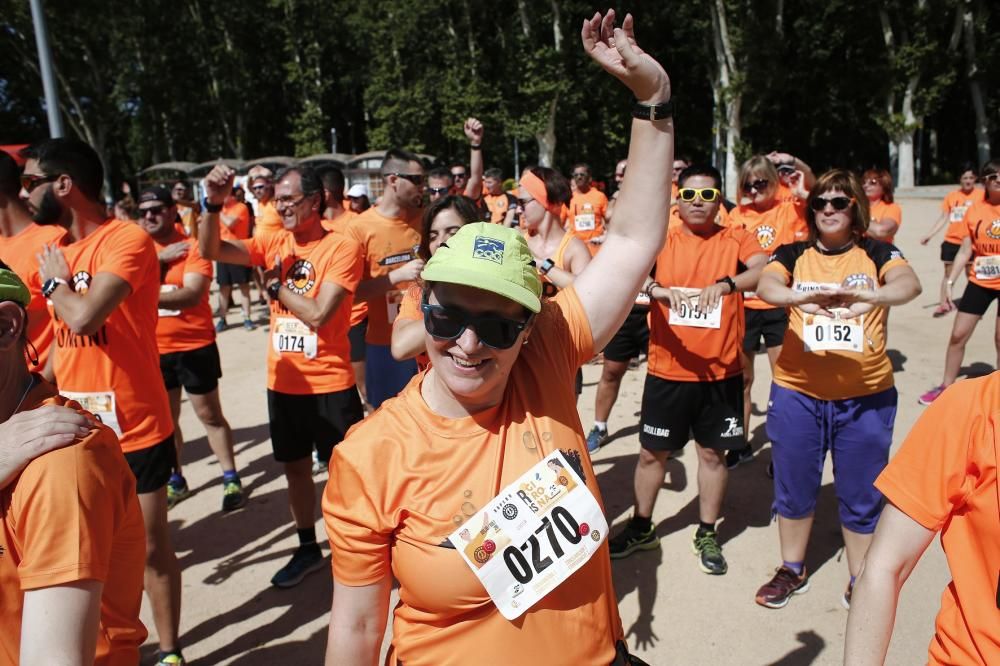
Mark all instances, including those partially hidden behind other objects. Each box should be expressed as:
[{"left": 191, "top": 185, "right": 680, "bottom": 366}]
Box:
[{"left": 322, "top": 9, "right": 674, "bottom": 665}]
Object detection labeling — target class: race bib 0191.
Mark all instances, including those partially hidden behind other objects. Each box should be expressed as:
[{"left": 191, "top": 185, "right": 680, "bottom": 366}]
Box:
[
  {"left": 802, "top": 312, "right": 863, "bottom": 353},
  {"left": 448, "top": 450, "right": 608, "bottom": 620},
  {"left": 667, "top": 288, "right": 722, "bottom": 329},
  {"left": 272, "top": 317, "right": 318, "bottom": 359}
]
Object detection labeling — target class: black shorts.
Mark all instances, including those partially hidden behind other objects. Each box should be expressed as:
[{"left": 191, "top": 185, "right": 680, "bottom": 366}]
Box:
[
  {"left": 124, "top": 434, "right": 176, "bottom": 494},
  {"left": 957, "top": 280, "right": 1000, "bottom": 316},
  {"left": 267, "top": 388, "right": 364, "bottom": 463},
  {"left": 160, "top": 342, "right": 222, "bottom": 395},
  {"left": 603, "top": 306, "right": 650, "bottom": 362},
  {"left": 743, "top": 307, "right": 788, "bottom": 353},
  {"left": 940, "top": 241, "right": 960, "bottom": 263},
  {"left": 639, "top": 375, "right": 745, "bottom": 452},
  {"left": 348, "top": 318, "right": 368, "bottom": 363},
  {"left": 216, "top": 261, "right": 252, "bottom": 286}
]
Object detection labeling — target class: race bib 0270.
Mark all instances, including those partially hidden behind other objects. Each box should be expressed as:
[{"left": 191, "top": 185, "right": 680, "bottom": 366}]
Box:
[{"left": 448, "top": 450, "right": 608, "bottom": 620}]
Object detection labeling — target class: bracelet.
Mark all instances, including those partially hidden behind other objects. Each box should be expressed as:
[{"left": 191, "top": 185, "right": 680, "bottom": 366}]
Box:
[
  {"left": 715, "top": 276, "right": 737, "bottom": 294},
  {"left": 203, "top": 199, "right": 222, "bottom": 214},
  {"left": 645, "top": 281, "right": 661, "bottom": 299},
  {"left": 632, "top": 100, "right": 673, "bottom": 121},
  {"left": 470, "top": 144, "right": 482, "bottom": 150}
]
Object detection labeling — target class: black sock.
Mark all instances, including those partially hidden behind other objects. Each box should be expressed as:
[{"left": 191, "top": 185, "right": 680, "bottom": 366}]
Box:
[
  {"left": 632, "top": 515, "right": 652, "bottom": 531},
  {"left": 697, "top": 521, "right": 716, "bottom": 535},
  {"left": 297, "top": 527, "right": 317, "bottom": 546}
]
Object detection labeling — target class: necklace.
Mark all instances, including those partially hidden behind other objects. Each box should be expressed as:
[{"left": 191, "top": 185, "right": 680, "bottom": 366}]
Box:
[{"left": 10, "top": 375, "right": 36, "bottom": 418}]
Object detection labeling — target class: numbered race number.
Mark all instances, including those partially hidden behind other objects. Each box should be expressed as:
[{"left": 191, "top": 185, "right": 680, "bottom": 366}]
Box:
[
  {"left": 60, "top": 390, "right": 123, "bottom": 437},
  {"left": 158, "top": 284, "right": 181, "bottom": 318},
  {"left": 448, "top": 451, "right": 608, "bottom": 620},
  {"left": 574, "top": 213, "right": 596, "bottom": 232},
  {"left": 667, "top": 287, "right": 722, "bottom": 329},
  {"left": 802, "top": 312, "right": 863, "bottom": 353},
  {"left": 974, "top": 256, "right": 1000, "bottom": 282},
  {"left": 949, "top": 204, "right": 971, "bottom": 223},
  {"left": 271, "top": 317, "right": 318, "bottom": 359}
]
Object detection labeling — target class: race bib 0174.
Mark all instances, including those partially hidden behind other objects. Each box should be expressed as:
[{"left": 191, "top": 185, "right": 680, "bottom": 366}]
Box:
[
  {"left": 448, "top": 450, "right": 608, "bottom": 620},
  {"left": 272, "top": 317, "right": 318, "bottom": 359}
]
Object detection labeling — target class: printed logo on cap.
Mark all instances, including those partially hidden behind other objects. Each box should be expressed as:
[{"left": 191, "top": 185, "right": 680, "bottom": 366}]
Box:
[{"left": 472, "top": 236, "right": 505, "bottom": 264}]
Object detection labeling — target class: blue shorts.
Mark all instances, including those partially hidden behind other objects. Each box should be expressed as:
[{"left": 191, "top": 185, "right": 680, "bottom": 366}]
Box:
[
  {"left": 365, "top": 343, "right": 417, "bottom": 409},
  {"left": 766, "top": 383, "right": 898, "bottom": 534}
]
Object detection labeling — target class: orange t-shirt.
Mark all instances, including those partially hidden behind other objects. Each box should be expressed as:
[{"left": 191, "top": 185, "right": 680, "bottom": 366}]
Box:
[
  {"left": 323, "top": 287, "right": 623, "bottom": 664},
  {"left": 220, "top": 201, "right": 250, "bottom": 241},
  {"left": 0, "top": 380, "right": 147, "bottom": 665},
  {"left": 765, "top": 239, "right": 908, "bottom": 400},
  {"left": 243, "top": 229, "right": 363, "bottom": 394},
  {"left": 49, "top": 219, "right": 173, "bottom": 453},
  {"left": 395, "top": 284, "right": 429, "bottom": 371},
  {"left": 868, "top": 199, "right": 903, "bottom": 245},
  {"left": 941, "top": 188, "right": 985, "bottom": 245},
  {"left": 0, "top": 223, "right": 66, "bottom": 369},
  {"left": 152, "top": 230, "right": 215, "bottom": 355},
  {"left": 321, "top": 208, "right": 358, "bottom": 235},
  {"left": 176, "top": 204, "right": 198, "bottom": 238},
  {"left": 484, "top": 192, "right": 514, "bottom": 223},
  {"left": 345, "top": 207, "right": 422, "bottom": 346},
  {"left": 875, "top": 373, "right": 1000, "bottom": 665},
  {"left": 648, "top": 225, "right": 764, "bottom": 381},
  {"left": 957, "top": 201, "right": 1000, "bottom": 290},
  {"left": 730, "top": 200, "right": 807, "bottom": 309},
  {"left": 252, "top": 199, "right": 283, "bottom": 237},
  {"left": 567, "top": 188, "right": 608, "bottom": 255}
]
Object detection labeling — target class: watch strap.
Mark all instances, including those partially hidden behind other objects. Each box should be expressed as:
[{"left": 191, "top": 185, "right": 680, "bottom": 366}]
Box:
[
  {"left": 203, "top": 198, "right": 223, "bottom": 214},
  {"left": 539, "top": 258, "right": 555, "bottom": 275},
  {"left": 632, "top": 100, "right": 674, "bottom": 121},
  {"left": 42, "top": 277, "right": 68, "bottom": 298},
  {"left": 716, "top": 276, "right": 736, "bottom": 293}
]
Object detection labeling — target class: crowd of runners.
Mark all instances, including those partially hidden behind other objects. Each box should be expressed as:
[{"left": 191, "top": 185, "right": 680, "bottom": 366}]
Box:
[{"left": 0, "top": 9, "right": 997, "bottom": 666}]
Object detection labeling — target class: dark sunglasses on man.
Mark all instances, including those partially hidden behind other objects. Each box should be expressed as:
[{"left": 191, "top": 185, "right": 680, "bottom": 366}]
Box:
[
  {"left": 20, "top": 173, "right": 59, "bottom": 193},
  {"left": 426, "top": 186, "right": 450, "bottom": 196}
]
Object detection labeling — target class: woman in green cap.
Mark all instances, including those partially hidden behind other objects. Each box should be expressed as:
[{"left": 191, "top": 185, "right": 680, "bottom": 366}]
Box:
[{"left": 323, "top": 10, "right": 674, "bottom": 664}]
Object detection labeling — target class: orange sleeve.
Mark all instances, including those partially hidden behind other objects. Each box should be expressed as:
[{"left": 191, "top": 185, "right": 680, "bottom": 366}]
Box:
[
  {"left": 98, "top": 226, "right": 156, "bottom": 286},
  {"left": 886, "top": 203, "right": 902, "bottom": 224},
  {"left": 875, "top": 379, "right": 984, "bottom": 531},
  {"left": 761, "top": 259, "right": 792, "bottom": 284},
  {"left": 940, "top": 194, "right": 953, "bottom": 214},
  {"left": 11, "top": 427, "right": 126, "bottom": 590},
  {"left": 323, "top": 442, "right": 394, "bottom": 585},
  {"left": 737, "top": 228, "right": 767, "bottom": 264},
  {"left": 550, "top": 286, "right": 595, "bottom": 369},
  {"left": 241, "top": 235, "right": 270, "bottom": 268},
  {"left": 315, "top": 236, "right": 362, "bottom": 293},
  {"left": 397, "top": 284, "right": 423, "bottom": 322}
]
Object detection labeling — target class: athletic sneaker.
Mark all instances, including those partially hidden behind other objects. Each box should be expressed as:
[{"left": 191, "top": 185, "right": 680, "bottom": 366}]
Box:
[
  {"left": 755, "top": 566, "right": 810, "bottom": 609},
  {"left": 215, "top": 318, "right": 228, "bottom": 333},
  {"left": 608, "top": 517, "right": 659, "bottom": 560},
  {"left": 166, "top": 477, "right": 190, "bottom": 510},
  {"left": 725, "top": 445, "right": 753, "bottom": 469},
  {"left": 918, "top": 384, "right": 945, "bottom": 405},
  {"left": 243, "top": 318, "right": 256, "bottom": 331},
  {"left": 156, "top": 652, "right": 185, "bottom": 665},
  {"left": 842, "top": 579, "right": 855, "bottom": 610},
  {"left": 222, "top": 479, "right": 246, "bottom": 512},
  {"left": 586, "top": 425, "right": 608, "bottom": 454},
  {"left": 311, "top": 450, "right": 326, "bottom": 475},
  {"left": 271, "top": 543, "right": 325, "bottom": 588},
  {"left": 692, "top": 528, "right": 727, "bottom": 575}
]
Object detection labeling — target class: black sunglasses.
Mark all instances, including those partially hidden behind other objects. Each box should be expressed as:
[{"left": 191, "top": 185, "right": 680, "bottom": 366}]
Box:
[
  {"left": 743, "top": 179, "right": 769, "bottom": 193},
  {"left": 139, "top": 204, "right": 167, "bottom": 217},
  {"left": 392, "top": 172, "right": 426, "bottom": 186},
  {"left": 809, "top": 196, "right": 854, "bottom": 212},
  {"left": 21, "top": 173, "right": 59, "bottom": 193},
  {"left": 426, "top": 186, "right": 450, "bottom": 196},
  {"left": 421, "top": 300, "right": 530, "bottom": 350}
]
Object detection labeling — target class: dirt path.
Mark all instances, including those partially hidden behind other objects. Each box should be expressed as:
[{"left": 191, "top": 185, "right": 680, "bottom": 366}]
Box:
[{"left": 143, "top": 191, "right": 985, "bottom": 664}]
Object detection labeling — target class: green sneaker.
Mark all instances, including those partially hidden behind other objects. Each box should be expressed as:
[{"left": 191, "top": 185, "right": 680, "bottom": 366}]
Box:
[
  {"left": 608, "top": 517, "right": 659, "bottom": 560},
  {"left": 691, "top": 528, "right": 728, "bottom": 575},
  {"left": 166, "top": 478, "right": 190, "bottom": 510},
  {"left": 157, "top": 652, "right": 185, "bottom": 665},
  {"left": 222, "top": 479, "right": 246, "bottom": 512}
]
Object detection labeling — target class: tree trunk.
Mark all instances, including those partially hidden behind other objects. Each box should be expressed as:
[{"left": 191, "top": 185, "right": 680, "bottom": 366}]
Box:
[
  {"left": 896, "top": 77, "right": 918, "bottom": 188},
  {"left": 710, "top": 0, "right": 741, "bottom": 199},
  {"left": 536, "top": 95, "right": 558, "bottom": 167},
  {"left": 963, "top": 1, "right": 991, "bottom": 165}
]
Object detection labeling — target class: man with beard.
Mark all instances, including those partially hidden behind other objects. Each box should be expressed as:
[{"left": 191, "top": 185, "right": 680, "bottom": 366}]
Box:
[
  {"left": 345, "top": 148, "right": 426, "bottom": 408},
  {"left": 20, "top": 138, "right": 184, "bottom": 666},
  {"left": 0, "top": 150, "right": 65, "bottom": 370}
]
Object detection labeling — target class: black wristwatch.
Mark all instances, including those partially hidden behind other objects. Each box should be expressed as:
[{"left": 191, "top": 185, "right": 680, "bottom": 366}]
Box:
[
  {"left": 716, "top": 276, "right": 736, "bottom": 294},
  {"left": 539, "top": 258, "right": 555, "bottom": 275},
  {"left": 42, "top": 277, "right": 68, "bottom": 298},
  {"left": 203, "top": 198, "right": 223, "bottom": 214},
  {"left": 632, "top": 100, "right": 674, "bottom": 121},
  {"left": 267, "top": 280, "right": 282, "bottom": 300}
]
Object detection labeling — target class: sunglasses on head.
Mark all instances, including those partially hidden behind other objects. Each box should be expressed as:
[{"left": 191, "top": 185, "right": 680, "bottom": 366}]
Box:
[
  {"left": 809, "top": 196, "right": 854, "bottom": 212},
  {"left": 677, "top": 187, "right": 721, "bottom": 203},
  {"left": 426, "top": 186, "right": 450, "bottom": 196},
  {"left": 391, "top": 172, "right": 426, "bottom": 186},
  {"left": 421, "top": 299, "right": 530, "bottom": 350},
  {"left": 743, "top": 179, "right": 769, "bottom": 193},
  {"left": 20, "top": 173, "right": 59, "bottom": 193}
]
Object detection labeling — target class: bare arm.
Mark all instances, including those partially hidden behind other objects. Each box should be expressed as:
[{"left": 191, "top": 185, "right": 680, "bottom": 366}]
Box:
[
  {"left": 843, "top": 503, "right": 936, "bottom": 665},
  {"left": 197, "top": 166, "right": 252, "bottom": 265},
  {"left": 0, "top": 405, "right": 93, "bottom": 489},
  {"left": 391, "top": 317, "right": 425, "bottom": 361},
  {"left": 274, "top": 281, "right": 351, "bottom": 330},
  {"left": 942, "top": 237, "right": 974, "bottom": 308},
  {"left": 920, "top": 211, "right": 949, "bottom": 244},
  {"left": 867, "top": 218, "right": 900, "bottom": 240},
  {"left": 159, "top": 272, "right": 210, "bottom": 310},
  {"left": 355, "top": 259, "right": 425, "bottom": 302},
  {"left": 47, "top": 273, "right": 131, "bottom": 336},
  {"left": 463, "top": 118, "right": 484, "bottom": 199},
  {"left": 572, "top": 11, "right": 673, "bottom": 352},
  {"left": 325, "top": 577, "right": 392, "bottom": 666},
  {"left": 21, "top": 580, "right": 103, "bottom": 665}
]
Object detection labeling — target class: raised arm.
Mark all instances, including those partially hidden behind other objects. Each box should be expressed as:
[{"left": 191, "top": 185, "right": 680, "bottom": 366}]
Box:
[
  {"left": 197, "top": 165, "right": 253, "bottom": 266},
  {"left": 571, "top": 11, "right": 673, "bottom": 351},
  {"left": 463, "top": 118, "right": 484, "bottom": 200}
]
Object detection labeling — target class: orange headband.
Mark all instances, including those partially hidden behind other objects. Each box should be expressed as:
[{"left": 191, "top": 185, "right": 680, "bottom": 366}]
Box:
[{"left": 519, "top": 170, "right": 562, "bottom": 217}]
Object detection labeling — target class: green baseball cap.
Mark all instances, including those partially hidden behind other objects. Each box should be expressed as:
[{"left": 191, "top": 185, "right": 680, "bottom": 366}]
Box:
[
  {"left": 421, "top": 222, "right": 542, "bottom": 313},
  {"left": 0, "top": 263, "right": 30, "bottom": 308}
]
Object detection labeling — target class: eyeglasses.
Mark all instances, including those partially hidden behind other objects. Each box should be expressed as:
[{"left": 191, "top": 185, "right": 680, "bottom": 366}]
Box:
[
  {"left": 421, "top": 300, "right": 530, "bottom": 350},
  {"left": 742, "top": 179, "right": 769, "bottom": 193},
  {"left": 451, "top": 171, "right": 467, "bottom": 179},
  {"left": 391, "top": 173, "right": 426, "bottom": 186},
  {"left": 572, "top": 172, "right": 589, "bottom": 179},
  {"left": 516, "top": 197, "right": 534, "bottom": 207},
  {"left": 677, "top": 187, "right": 721, "bottom": 203},
  {"left": 426, "top": 186, "right": 450, "bottom": 196},
  {"left": 809, "top": 196, "right": 855, "bottom": 212},
  {"left": 274, "top": 194, "right": 309, "bottom": 208},
  {"left": 863, "top": 178, "right": 880, "bottom": 186},
  {"left": 250, "top": 184, "right": 269, "bottom": 191},
  {"left": 983, "top": 173, "right": 999, "bottom": 183},
  {"left": 138, "top": 204, "right": 167, "bottom": 217},
  {"left": 20, "top": 174, "right": 59, "bottom": 193}
]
